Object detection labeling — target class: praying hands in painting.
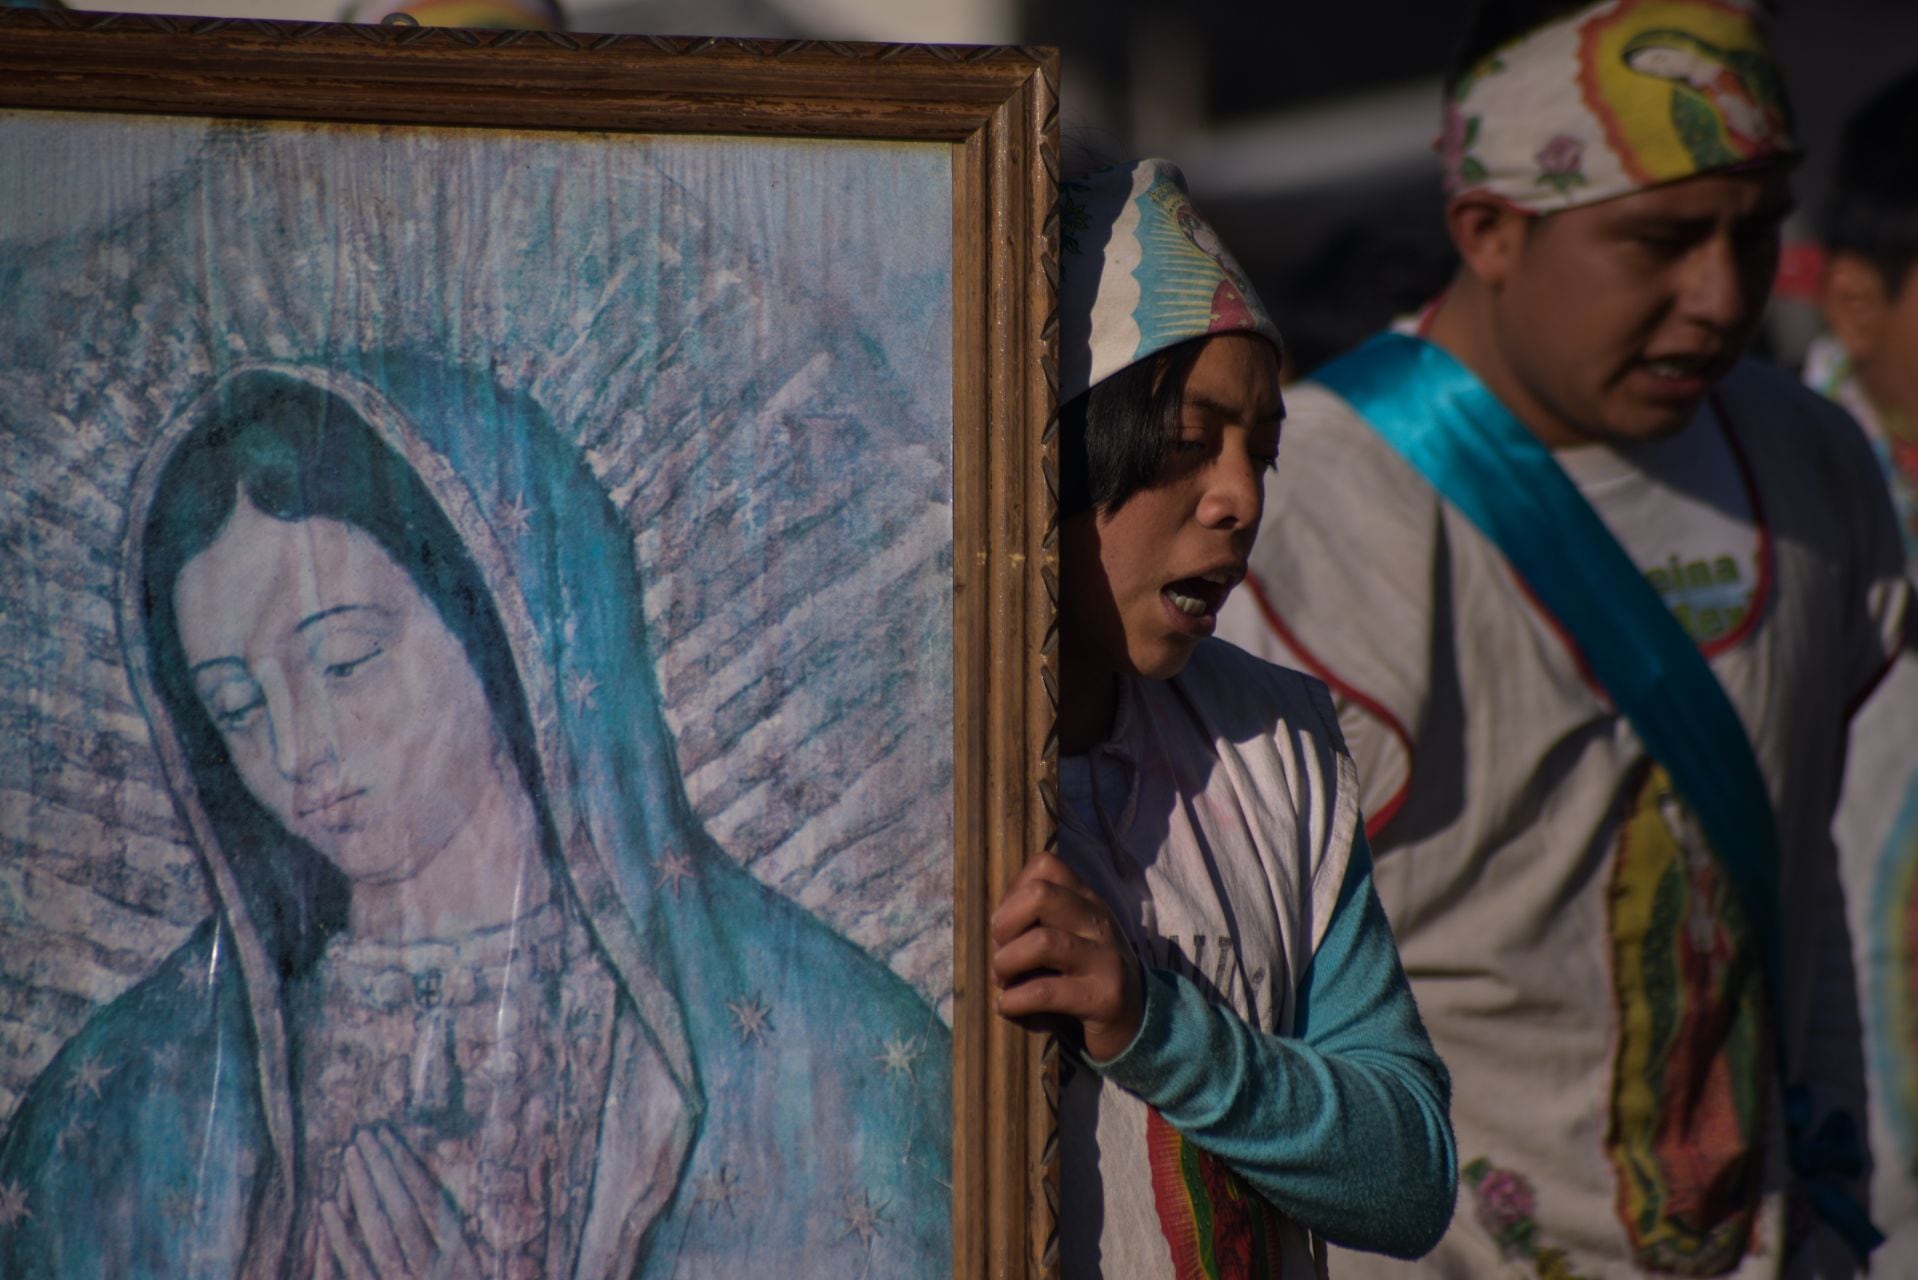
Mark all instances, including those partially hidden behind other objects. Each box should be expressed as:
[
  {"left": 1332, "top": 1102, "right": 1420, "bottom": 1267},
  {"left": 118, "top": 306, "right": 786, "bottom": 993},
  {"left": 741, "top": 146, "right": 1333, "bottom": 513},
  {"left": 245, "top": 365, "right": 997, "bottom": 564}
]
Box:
[{"left": 312, "top": 1127, "right": 480, "bottom": 1280}]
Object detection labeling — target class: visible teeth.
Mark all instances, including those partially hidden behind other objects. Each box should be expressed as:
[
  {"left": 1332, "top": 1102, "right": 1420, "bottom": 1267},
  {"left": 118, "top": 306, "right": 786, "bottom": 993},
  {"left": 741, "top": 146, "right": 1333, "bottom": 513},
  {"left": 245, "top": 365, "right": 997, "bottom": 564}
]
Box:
[
  {"left": 1647, "top": 358, "right": 1702, "bottom": 378},
  {"left": 1167, "top": 591, "right": 1207, "bottom": 616},
  {"left": 1200, "top": 570, "right": 1235, "bottom": 585}
]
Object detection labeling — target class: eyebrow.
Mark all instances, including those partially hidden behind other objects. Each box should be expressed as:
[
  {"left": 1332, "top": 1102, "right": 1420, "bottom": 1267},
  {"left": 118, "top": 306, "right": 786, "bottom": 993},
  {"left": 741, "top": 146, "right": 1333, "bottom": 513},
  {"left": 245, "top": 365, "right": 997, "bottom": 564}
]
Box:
[
  {"left": 294, "top": 603, "right": 382, "bottom": 635},
  {"left": 1618, "top": 199, "right": 1796, "bottom": 236},
  {"left": 1183, "top": 394, "right": 1285, "bottom": 423},
  {"left": 186, "top": 603, "right": 387, "bottom": 678},
  {"left": 1615, "top": 213, "right": 1713, "bottom": 236}
]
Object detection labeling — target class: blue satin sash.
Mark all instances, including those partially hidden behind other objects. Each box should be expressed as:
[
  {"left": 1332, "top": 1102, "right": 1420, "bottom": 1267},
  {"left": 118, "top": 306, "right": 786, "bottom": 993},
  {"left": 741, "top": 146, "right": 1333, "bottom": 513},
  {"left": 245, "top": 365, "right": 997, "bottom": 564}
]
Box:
[{"left": 1316, "top": 330, "right": 1882, "bottom": 1256}]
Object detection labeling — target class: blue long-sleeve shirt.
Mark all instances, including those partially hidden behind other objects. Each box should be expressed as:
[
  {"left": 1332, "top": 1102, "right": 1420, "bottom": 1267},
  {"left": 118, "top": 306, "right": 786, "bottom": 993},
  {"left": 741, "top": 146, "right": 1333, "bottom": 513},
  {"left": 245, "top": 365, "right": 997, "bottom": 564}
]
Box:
[
  {"left": 1090, "top": 838, "right": 1457, "bottom": 1258},
  {"left": 1055, "top": 640, "right": 1454, "bottom": 1273}
]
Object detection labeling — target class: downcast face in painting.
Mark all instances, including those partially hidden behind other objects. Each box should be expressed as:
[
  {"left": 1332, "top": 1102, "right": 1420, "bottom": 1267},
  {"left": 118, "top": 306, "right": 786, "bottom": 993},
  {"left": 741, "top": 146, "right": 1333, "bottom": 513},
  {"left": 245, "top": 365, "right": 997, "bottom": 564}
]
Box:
[{"left": 173, "top": 494, "right": 511, "bottom": 885}]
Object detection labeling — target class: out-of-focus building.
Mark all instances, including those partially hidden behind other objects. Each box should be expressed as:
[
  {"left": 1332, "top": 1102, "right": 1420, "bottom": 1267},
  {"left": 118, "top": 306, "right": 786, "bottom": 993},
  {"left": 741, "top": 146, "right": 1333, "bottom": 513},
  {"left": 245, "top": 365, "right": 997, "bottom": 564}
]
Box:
[
  {"left": 52, "top": 0, "right": 1918, "bottom": 370},
  {"left": 1022, "top": 0, "right": 1918, "bottom": 373}
]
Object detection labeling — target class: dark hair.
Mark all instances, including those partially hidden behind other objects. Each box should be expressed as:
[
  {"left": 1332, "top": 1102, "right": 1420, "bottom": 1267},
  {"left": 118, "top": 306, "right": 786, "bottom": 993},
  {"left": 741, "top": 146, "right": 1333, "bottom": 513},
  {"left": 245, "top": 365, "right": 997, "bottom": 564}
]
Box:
[
  {"left": 1823, "top": 69, "right": 1918, "bottom": 293},
  {"left": 1059, "top": 337, "right": 1210, "bottom": 518},
  {"left": 140, "top": 370, "right": 549, "bottom": 971},
  {"left": 1446, "top": 0, "right": 1595, "bottom": 95}
]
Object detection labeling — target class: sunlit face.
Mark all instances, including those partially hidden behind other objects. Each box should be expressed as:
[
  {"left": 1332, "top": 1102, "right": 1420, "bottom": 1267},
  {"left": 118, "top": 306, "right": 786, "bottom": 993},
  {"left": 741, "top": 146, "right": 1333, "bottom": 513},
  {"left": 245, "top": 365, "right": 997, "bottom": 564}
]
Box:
[
  {"left": 175, "top": 495, "right": 508, "bottom": 885},
  {"left": 1061, "top": 332, "right": 1282, "bottom": 681},
  {"left": 1489, "top": 168, "right": 1791, "bottom": 446}
]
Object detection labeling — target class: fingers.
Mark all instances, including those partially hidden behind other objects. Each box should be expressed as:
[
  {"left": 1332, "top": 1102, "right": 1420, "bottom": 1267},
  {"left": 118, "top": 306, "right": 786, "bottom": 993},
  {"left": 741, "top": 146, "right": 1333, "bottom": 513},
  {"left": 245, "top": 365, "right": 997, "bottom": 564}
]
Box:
[
  {"left": 1010, "top": 850, "right": 1087, "bottom": 892},
  {"left": 375, "top": 1126, "right": 481, "bottom": 1276},
  {"left": 988, "top": 853, "right": 1145, "bottom": 1056},
  {"left": 990, "top": 923, "right": 1097, "bottom": 989},
  {"left": 344, "top": 1131, "right": 427, "bottom": 1276},
  {"left": 370, "top": 1127, "right": 468, "bottom": 1260},
  {"left": 992, "top": 928, "right": 1136, "bottom": 1027},
  {"left": 343, "top": 1136, "right": 414, "bottom": 1274},
  {"left": 320, "top": 1200, "right": 375, "bottom": 1280},
  {"left": 995, "top": 967, "right": 1105, "bottom": 1022},
  {"left": 989, "top": 855, "right": 1109, "bottom": 948},
  {"left": 324, "top": 1127, "right": 478, "bottom": 1280},
  {"left": 306, "top": 1218, "right": 336, "bottom": 1280}
]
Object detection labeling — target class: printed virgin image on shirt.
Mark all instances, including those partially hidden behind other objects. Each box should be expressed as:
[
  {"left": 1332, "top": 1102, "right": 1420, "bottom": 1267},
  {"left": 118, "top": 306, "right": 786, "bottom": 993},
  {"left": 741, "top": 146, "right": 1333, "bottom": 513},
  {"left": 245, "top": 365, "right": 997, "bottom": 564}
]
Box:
[{"left": 0, "top": 110, "right": 956, "bottom": 1278}]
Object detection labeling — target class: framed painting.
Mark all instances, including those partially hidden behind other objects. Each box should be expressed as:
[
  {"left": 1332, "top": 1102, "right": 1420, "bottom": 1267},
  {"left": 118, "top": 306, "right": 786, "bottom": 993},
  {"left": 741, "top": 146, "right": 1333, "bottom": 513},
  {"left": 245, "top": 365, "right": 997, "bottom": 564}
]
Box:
[{"left": 0, "top": 14, "right": 1061, "bottom": 1278}]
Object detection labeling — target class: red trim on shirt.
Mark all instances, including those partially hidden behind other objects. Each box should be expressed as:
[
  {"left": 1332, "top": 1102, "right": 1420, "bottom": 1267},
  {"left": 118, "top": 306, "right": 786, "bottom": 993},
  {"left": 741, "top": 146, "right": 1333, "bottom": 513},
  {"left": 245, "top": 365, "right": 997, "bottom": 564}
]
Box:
[
  {"left": 1241, "top": 573, "right": 1414, "bottom": 840},
  {"left": 1410, "top": 292, "right": 1447, "bottom": 338},
  {"left": 1508, "top": 569, "right": 1606, "bottom": 700}
]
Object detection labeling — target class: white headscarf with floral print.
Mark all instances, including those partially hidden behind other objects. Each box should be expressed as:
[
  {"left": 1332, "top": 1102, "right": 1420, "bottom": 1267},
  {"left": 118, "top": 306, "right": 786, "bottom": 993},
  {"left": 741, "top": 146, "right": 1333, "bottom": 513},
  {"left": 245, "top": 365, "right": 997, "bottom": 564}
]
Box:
[{"left": 1439, "top": 0, "right": 1795, "bottom": 214}]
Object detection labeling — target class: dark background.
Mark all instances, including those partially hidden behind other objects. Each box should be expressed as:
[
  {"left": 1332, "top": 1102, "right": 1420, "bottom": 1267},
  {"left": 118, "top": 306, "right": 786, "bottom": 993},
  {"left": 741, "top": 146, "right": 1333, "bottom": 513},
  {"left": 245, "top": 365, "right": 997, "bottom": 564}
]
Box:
[{"left": 1016, "top": 0, "right": 1918, "bottom": 372}]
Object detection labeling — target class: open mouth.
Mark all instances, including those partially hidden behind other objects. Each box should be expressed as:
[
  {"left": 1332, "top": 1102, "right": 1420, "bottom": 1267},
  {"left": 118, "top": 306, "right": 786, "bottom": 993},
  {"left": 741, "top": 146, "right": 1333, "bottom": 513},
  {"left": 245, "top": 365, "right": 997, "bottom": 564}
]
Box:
[
  {"left": 1161, "top": 567, "right": 1241, "bottom": 626},
  {"left": 1636, "top": 351, "right": 1721, "bottom": 396}
]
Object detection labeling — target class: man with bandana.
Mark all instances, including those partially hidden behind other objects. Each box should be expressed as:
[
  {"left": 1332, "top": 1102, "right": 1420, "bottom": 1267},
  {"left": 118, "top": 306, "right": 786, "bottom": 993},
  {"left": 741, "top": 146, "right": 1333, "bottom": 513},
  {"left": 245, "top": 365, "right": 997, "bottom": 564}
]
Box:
[{"left": 1219, "top": 1, "right": 1912, "bottom": 1275}]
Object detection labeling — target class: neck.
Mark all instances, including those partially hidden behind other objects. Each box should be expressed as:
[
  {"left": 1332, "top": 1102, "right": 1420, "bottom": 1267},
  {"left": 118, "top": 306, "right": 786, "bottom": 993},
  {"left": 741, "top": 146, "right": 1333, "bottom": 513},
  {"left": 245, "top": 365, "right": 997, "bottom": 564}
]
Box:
[
  {"left": 1426, "top": 273, "right": 1585, "bottom": 449},
  {"left": 349, "top": 749, "right": 551, "bottom": 943},
  {"left": 1058, "top": 651, "right": 1118, "bottom": 757}
]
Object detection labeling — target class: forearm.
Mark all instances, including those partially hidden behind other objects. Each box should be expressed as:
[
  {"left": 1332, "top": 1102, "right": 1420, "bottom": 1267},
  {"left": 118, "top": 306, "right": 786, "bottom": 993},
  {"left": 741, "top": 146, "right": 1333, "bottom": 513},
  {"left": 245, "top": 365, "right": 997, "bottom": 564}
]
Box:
[{"left": 1089, "top": 847, "right": 1455, "bottom": 1257}]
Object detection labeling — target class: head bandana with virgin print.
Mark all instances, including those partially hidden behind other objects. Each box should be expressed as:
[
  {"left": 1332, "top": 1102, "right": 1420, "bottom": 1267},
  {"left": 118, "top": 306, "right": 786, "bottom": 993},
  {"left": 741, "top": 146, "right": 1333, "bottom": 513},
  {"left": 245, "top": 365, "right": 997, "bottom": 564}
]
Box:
[
  {"left": 1057, "top": 159, "right": 1282, "bottom": 402},
  {"left": 1440, "top": 0, "right": 1796, "bottom": 214}
]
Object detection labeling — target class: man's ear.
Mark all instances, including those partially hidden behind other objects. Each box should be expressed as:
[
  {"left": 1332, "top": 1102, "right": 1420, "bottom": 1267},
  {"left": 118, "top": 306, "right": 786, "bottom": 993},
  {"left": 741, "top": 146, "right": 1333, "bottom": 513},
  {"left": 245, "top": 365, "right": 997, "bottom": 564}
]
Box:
[
  {"left": 1820, "top": 250, "right": 1890, "bottom": 363},
  {"left": 1445, "top": 193, "right": 1531, "bottom": 290}
]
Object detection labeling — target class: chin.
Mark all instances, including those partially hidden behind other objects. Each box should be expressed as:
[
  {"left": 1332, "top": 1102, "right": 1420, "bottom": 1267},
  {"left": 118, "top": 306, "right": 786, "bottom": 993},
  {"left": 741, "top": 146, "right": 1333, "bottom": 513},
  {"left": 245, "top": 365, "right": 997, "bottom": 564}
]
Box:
[
  {"left": 1132, "top": 638, "right": 1199, "bottom": 682},
  {"left": 1597, "top": 402, "right": 1699, "bottom": 444},
  {"left": 314, "top": 838, "right": 399, "bottom": 883}
]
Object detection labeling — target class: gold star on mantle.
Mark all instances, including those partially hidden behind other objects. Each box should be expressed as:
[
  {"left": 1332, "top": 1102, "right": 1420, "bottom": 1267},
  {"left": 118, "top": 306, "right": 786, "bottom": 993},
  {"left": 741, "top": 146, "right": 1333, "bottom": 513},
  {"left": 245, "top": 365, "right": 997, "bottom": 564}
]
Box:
[
  {"left": 565, "top": 670, "right": 602, "bottom": 710},
  {"left": 726, "top": 993, "right": 773, "bottom": 1046},
  {"left": 0, "top": 1181, "right": 29, "bottom": 1229},
  {"left": 67, "top": 1056, "right": 113, "bottom": 1101},
  {"left": 655, "top": 851, "right": 696, "bottom": 895},
  {"left": 694, "top": 1165, "right": 744, "bottom": 1219},
  {"left": 159, "top": 1187, "right": 201, "bottom": 1225},
  {"left": 839, "top": 1188, "right": 890, "bottom": 1249},
  {"left": 493, "top": 492, "right": 534, "bottom": 542},
  {"left": 874, "top": 1034, "right": 924, "bottom": 1084}
]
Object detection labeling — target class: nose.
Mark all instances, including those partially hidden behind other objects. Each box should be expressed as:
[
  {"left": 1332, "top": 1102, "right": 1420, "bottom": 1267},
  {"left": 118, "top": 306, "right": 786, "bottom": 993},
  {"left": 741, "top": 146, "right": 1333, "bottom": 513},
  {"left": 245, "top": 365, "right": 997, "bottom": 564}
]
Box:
[
  {"left": 265, "top": 673, "right": 338, "bottom": 784},
  {"left": 1196, "top": 441, "right": 1265, "bottom": 533},
  {"left": 1681, "top": 232, "right": 1767, "bottom": 333}
]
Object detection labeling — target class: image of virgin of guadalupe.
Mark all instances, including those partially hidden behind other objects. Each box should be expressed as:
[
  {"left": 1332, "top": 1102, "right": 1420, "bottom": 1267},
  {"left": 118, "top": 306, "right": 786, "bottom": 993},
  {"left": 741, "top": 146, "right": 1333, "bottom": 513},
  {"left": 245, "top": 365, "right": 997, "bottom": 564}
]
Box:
[
  {"left": 0, "top": 358, "right": 952, "bottom": 1278},
  {"left": 1620, "top": 26, "right": 1789, "bottom": 167}
]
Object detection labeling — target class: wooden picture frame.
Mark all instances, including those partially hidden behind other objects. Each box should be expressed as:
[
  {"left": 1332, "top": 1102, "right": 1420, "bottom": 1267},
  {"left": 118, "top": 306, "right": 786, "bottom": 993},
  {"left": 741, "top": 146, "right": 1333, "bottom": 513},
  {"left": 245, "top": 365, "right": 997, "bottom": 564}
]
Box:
[{"left": 0, "top": 14, "right": 1059, "bottom": 1278}]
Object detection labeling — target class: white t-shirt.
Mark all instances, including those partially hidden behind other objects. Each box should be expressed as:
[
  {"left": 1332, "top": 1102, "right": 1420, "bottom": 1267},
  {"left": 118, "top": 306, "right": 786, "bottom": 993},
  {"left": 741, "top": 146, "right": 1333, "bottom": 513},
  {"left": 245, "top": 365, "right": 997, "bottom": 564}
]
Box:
[
  {"left": 1554, "top": 409, "right": 1759, "bottom": 646},
  {"left": 1054, "top": 642, "right": 1358, "bottom": 1279},
  {"left": 1220, "top": 357, "right": 1910, "bottom": 1279}
]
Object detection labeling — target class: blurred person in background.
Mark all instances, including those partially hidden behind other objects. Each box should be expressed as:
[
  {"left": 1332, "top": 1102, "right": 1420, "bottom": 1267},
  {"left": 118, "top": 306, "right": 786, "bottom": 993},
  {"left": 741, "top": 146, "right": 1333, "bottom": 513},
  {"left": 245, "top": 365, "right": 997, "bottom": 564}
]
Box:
[
  {"left": 1805, "top": 66, "right": 1918, "bottom": 1265},
  {"left": 1219, "top": 1, "right": 1911, "bottom": 1275}
]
